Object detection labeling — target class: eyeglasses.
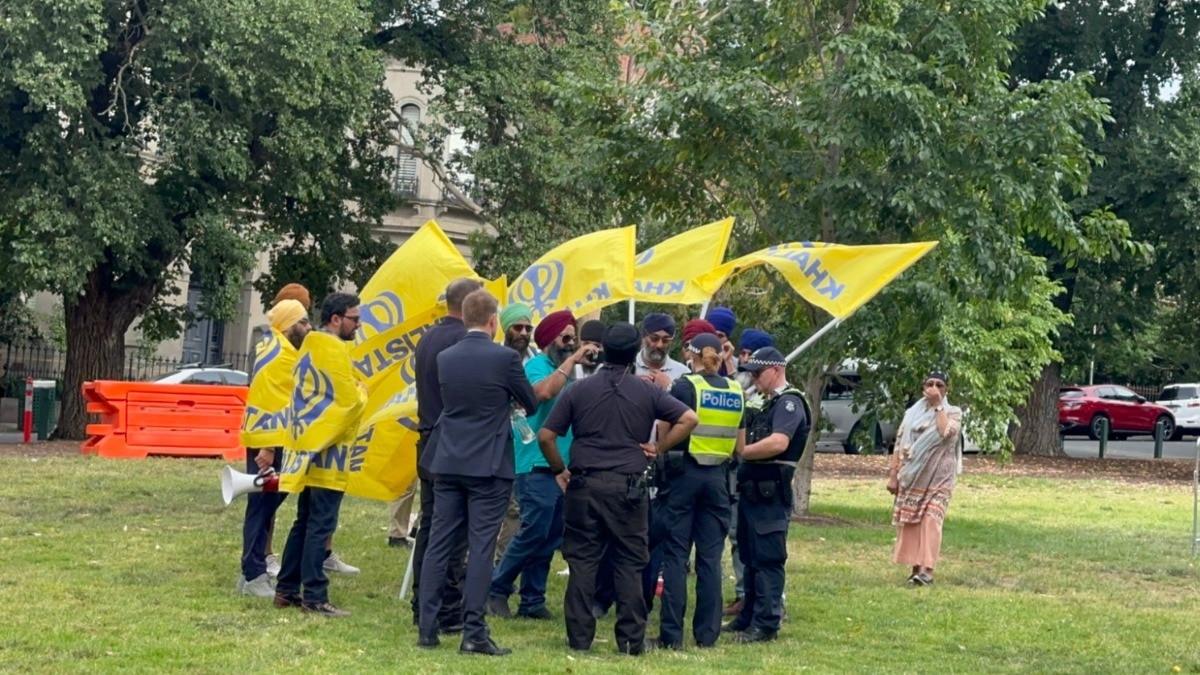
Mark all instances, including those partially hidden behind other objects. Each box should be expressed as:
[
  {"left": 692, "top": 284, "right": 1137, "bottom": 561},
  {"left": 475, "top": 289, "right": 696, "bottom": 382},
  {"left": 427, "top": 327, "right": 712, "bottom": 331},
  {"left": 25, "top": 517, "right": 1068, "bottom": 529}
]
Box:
[
  {"left": 924, "top": 380, "right": 946, "bottom": 389},
  {"left": 646, "top": 334, "right": 672, "bottom": 346},
  {"left": 341, "top": 314, "right": 361, "bottom": 325},
  {"left": 510, "top": 324, "right": 533, "bottom": 334},
  {"left": 560, "top": 334, "right": 576, "bottom": 344}
]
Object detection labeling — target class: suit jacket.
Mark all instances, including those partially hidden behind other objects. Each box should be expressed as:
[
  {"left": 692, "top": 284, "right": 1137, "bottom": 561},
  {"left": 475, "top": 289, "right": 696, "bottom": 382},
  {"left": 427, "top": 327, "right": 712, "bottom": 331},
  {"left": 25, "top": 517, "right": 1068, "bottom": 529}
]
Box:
[{"left": 421, "top": 331, "right": 538, "bottom": 479}]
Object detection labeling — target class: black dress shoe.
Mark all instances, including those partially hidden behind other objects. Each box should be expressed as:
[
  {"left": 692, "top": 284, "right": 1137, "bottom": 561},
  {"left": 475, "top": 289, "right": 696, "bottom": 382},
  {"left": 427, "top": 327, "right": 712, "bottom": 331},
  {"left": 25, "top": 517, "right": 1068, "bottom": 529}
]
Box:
[
  {"left": 440, "top": 621, "right": 465, "bottom": 635},
  {"left": 417, "top": 635, "right": 440, "bottom": 649},
  {"left": 732, "top": 627, "right": 778, "bottom": 643},
  {"left": 459, "top": 637, "right": 512, "bottom": 656},
  {"left": 517, "top": 606, "right": 553, "bottom": 620},
  {"left": 721, "top": 619, "right": 749, "bottom": 633},
  {"left": 388, "top": 536, "right": 411, "bottom": 549},
  {"left": 486, "top": 595, "right": 512, "bottom": 618}
]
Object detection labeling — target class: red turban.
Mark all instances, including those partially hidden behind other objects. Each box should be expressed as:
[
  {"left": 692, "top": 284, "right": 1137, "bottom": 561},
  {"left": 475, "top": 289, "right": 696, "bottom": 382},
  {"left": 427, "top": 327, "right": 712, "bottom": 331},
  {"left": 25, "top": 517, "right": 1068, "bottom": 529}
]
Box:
[
  {"left": 682, "top": 319, "right": 717, "bottom": 345},
  {"left": 534, "top": 310, "right": 576, "bottom": 350}
]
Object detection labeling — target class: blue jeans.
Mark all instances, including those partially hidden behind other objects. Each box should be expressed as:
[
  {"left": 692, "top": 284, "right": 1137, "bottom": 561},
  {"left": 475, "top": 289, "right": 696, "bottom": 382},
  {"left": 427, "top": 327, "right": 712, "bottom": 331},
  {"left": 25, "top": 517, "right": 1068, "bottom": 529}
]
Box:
[
  {"left": 240, "top": 449, "right": 287, "bottom": 579},
  {"left": 490, "top": 471, "right": 564, "bottom": 613},
  {"left": 276, "top": 485, "right": 344, "bottom": 604}
]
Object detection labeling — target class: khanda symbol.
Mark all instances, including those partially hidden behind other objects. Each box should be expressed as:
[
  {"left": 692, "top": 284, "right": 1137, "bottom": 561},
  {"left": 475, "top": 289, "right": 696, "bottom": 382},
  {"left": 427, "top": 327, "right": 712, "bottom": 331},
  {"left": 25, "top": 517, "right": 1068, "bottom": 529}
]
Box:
[
  {"left": 355, "top": 291, "right": 406, "bottom": 344},
  {"left": 509, "top": 260, "right": 565, "bottom": 320},
  {"left": 636, "top": 247, "right": 655, "bottom": 266},
  {"left": 291, "top": 353, "right": 335, "bottom": 436}
]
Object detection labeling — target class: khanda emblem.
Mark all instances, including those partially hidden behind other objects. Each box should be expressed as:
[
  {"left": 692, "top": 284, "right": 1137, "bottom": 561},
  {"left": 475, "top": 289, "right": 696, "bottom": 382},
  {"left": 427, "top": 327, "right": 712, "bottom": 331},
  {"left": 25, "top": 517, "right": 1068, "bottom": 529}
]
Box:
[
  {"left": 509, "top": 260, "right": 565, "bottom": 320},
  {"left": 636, "top": 247, "right": 655, "bottom": 266},
  {"left": 291, "top": 353, "right": 335, "bottom": 436},
  {"left": 355, "top": 291, "right": 406, "bottom": 344}
]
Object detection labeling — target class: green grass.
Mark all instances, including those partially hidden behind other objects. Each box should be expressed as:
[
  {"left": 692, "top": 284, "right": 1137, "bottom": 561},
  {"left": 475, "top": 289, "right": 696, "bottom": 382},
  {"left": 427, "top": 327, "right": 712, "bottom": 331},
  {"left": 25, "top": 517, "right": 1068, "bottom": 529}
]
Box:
[{"left": 2, "top": 451, "right": 1199, "bottom": 673}]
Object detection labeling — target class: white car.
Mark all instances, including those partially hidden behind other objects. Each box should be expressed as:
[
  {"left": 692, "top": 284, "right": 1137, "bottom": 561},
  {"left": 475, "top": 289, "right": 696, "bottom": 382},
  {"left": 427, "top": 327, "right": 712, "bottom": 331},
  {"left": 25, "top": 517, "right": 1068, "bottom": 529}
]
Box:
[
  {"left": 153, "top": 367, "right": 248, "bottom": 386},
  {"left": 1154, "top": 383, "right": 1200, "bottom": 439},
  {"left": 816, "top": 362, "right": 898, "bottom": 454}
]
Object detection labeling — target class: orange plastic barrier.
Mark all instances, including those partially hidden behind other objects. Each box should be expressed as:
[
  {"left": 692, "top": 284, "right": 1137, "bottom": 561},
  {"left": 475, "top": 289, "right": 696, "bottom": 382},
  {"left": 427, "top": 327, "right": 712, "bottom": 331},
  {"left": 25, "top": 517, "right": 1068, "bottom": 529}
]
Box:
[{"left": 82, "top": 381, "right": 248, "bottom": 461}]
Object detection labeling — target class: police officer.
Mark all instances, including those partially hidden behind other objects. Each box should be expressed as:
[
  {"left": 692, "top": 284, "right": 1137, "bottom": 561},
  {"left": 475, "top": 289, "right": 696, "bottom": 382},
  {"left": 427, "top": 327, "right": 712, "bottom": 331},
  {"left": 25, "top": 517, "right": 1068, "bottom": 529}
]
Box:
[
  {"left": 537, "top": 322, "right": 699, "bottom": 656},
  {"left": 723, "top": 346, "right": 809, "bottom": 643},
  {"left": 654, "top": 332, "right": 745, "bottom": 650}
]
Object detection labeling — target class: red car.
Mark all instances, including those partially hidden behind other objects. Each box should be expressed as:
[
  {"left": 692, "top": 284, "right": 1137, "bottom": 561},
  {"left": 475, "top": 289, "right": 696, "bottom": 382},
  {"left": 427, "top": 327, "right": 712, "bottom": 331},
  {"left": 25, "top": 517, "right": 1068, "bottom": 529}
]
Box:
[{"left": 1059, "top": 385, "right": 1175, "bottom": 440}]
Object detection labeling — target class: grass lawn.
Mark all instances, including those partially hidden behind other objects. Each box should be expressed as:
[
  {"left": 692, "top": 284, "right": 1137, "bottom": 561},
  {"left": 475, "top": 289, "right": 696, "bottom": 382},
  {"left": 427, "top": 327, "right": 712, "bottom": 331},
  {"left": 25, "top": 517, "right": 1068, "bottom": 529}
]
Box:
[{"left": 2, "top": 448, "right": 1199, "bottom": 673}]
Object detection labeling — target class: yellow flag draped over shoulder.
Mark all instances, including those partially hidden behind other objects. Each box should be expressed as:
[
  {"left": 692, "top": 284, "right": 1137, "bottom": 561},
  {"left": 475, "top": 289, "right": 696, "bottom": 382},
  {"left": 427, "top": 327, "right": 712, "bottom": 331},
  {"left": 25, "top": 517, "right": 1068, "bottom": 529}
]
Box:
[
  {"left": 343, "top": 392, "right": 419, "bottom": 501},
  {"left": 508, "top": 226, "right": 636, "bottom": 322},
  {"left": 280, "top": 332, "right": 368, "bottom": 494},
  {"left": 351, "top": 220, "right": 478, "bottom": 408},
  {"left": 632, "top": 217, "right": 733, "bottom": 304},
  {"left": 239, "top": 329, "right": 298, "bottom": 449},
  {"left": 695, "top": 241, "right": 938, "bottom": 319}
]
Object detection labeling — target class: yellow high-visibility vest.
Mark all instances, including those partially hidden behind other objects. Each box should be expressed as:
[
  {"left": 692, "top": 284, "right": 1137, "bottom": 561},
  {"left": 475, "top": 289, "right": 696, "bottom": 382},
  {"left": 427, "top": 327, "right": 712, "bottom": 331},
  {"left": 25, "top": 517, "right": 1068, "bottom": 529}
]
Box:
[{"left": 686, "top": 374, "right": 743, "bottom": 465}]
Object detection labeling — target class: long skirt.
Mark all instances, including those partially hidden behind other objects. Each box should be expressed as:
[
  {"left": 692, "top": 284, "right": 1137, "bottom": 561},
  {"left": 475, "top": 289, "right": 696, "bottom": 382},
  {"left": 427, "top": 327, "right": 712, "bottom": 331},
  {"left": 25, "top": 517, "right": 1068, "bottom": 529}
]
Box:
[{"left": 892, "top": 517, "right": 943, "bottom": 569}]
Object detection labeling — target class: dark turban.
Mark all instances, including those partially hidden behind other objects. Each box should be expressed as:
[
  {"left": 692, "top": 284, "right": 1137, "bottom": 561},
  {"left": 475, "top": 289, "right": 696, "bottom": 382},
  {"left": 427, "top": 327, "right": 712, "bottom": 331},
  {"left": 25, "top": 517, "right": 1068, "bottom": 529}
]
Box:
[{"left": 534, "top": 310, "right": 575, "bottom": 350}]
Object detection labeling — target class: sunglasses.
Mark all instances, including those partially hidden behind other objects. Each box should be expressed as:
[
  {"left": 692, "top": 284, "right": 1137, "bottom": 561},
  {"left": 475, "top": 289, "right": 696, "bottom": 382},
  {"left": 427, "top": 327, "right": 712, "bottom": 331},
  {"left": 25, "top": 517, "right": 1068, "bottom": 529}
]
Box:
[
  {"left": 510, "top": 324, "right": 534, "bottom": 334},
  {"left": 560, "top": 334, "right": 576, "bottom": 344},
  {"left": 341, "top": 314, "right": 361, "bottom": 324},
  {"left": 924, "top": 380, "right": 946, "bottom": 389}
]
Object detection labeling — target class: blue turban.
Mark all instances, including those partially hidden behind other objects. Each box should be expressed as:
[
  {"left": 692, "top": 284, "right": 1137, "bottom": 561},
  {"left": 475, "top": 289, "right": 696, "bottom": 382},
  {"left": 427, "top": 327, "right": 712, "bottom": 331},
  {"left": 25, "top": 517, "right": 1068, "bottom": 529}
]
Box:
[
  {"left": 738, "top": 329, "right": 774, "bottom": 353},
  {"left": 705, "top": 307, "right": 736, "bottom": 335}
]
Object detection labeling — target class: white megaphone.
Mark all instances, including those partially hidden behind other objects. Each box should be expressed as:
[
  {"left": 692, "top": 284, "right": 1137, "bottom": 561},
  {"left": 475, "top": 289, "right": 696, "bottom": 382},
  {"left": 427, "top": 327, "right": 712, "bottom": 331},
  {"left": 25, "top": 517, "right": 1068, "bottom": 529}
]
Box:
[{"left": 220, "top": 466, "right": 280, "bottom": 505}]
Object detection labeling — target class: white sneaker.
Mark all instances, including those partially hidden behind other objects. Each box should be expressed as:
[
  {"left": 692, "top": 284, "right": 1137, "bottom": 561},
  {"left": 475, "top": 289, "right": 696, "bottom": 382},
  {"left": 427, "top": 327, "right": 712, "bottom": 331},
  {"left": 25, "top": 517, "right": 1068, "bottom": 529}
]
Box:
[
  {"left": 265, "top": 554, "right": 281, "bottom": 578},
  {"left": 242, "top": 573, "right": 276, "bottom": 598},
  {"left": 323, "top": 552, "right": 360, "bottom": 575}
]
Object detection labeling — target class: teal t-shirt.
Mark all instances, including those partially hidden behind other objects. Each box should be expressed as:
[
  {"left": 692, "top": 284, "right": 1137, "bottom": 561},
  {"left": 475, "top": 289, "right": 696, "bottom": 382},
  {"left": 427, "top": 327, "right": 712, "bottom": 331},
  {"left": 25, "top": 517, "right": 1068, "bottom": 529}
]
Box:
[{"left": 515, "top": 354, "right": 572, "bottom": 474}]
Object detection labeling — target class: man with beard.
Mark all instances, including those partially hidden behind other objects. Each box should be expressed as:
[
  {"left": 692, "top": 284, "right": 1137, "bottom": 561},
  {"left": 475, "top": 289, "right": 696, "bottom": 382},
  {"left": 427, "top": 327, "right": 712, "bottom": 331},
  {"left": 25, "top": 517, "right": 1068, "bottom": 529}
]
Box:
[
  {"left": 489, "top": 310, "right": 598, "bottom": 620},
  {"left": 573, "top": 320, "right": 606, "bottom": 379},
  {"left": 495, "top": 302, "right": 537, "bottom": 562},
  {"left": 273, "top": 293, "right": 365, "bottom": 617},
  {"left": 635, "top": 314, "right": 689, "bottom": 391},
  {"left": 236, "top": 299, "right": 310, "bottom": 598}
]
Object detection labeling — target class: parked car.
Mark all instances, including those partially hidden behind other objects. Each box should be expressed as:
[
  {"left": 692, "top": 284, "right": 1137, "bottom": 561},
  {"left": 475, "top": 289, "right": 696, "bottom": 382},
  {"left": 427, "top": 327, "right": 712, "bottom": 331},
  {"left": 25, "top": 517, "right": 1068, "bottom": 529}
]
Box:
[
  {"left": 817, "top": 362, "right": 897, "bottom": 454},
  {"left": 153, "top": 366, "right": 248, "bottom": 387},
  {"left": 1154, "top": 383, "right": 1200, "bottom": 440},
  {"left": 1059, "top": 385, "right": 1175, "bottom": 440}
]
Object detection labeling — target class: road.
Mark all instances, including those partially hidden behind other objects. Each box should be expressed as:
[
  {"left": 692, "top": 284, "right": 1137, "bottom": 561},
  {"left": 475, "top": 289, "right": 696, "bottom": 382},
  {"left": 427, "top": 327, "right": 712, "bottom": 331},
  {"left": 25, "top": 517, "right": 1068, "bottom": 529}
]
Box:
[{"left": 1063, "top": 437, "right": 1200, "bottom": 461}]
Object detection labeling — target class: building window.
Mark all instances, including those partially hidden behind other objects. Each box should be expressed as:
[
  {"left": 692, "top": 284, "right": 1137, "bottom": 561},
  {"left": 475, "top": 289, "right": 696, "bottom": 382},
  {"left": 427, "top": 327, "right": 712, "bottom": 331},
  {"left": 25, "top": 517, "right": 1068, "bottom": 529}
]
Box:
[{"left": 394, "top": 104, "right": 420, "bottom": 198}]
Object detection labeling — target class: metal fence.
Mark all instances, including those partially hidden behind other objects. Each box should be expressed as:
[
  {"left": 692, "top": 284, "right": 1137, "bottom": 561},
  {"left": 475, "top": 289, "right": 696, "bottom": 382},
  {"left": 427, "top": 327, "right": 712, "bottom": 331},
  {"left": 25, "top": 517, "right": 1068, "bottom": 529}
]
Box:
[{"left": 0, "top": 342, "right": 253, "bottom": 396}]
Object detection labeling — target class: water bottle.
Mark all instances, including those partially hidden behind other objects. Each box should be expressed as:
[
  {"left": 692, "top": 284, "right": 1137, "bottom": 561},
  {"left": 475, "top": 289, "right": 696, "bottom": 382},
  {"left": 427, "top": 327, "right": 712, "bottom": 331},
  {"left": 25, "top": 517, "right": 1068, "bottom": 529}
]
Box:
[{"left": 511, "top": 407, "right": 536, "bottom": 444}]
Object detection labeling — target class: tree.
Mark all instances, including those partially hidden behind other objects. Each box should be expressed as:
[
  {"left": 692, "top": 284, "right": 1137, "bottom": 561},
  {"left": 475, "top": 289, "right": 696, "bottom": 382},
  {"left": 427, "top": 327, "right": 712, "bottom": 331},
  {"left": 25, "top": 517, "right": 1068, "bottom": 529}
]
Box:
[
  {"left": 1008, "top": 0, "right": 1200, "bottom": 454},
  {"left": 555, "top": 0, "right": 1127, "bottom": 514},
  {"left": 0, "top": 0, "right": 398, "bottom": 438}
]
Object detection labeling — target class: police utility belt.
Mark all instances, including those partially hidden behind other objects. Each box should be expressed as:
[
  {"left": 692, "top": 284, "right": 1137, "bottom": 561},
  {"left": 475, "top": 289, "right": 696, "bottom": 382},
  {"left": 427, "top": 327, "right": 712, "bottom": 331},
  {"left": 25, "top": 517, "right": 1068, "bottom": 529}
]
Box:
[{"left": 738, "top": 459, "right": 797, "bottom": 505}]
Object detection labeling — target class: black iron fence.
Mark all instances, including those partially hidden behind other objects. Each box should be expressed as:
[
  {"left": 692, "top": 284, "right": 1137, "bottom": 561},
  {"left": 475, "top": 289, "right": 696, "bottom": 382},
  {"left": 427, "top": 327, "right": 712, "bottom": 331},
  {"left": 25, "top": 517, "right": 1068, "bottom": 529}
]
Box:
[{"left": 0, "top": 342, "right": 253, "bottom": 397}]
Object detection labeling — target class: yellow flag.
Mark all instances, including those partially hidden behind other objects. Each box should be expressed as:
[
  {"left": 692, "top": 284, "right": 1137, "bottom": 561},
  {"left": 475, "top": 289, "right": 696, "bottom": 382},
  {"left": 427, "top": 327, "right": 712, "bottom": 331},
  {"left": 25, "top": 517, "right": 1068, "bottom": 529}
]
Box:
[
  {"left": 239, "top": 329, "right": 298, "bottom": 449},
  {"left": 342, "top": 394, "right": 419, "bottom": 502},
  {"left": 507, "top": 226, "right": 636, "bottom": 322},
  {"left": 632, "top": 217, "right": 734, "bottom": 304},
  {"left": 280, "top": 332, "right": 368, "bottom": 493},
  {"left": 351, "top": 220, "right": 477, "bottom": 408},
  {"left": 695, "top": 241, "right": 938, "bottom": 319}
]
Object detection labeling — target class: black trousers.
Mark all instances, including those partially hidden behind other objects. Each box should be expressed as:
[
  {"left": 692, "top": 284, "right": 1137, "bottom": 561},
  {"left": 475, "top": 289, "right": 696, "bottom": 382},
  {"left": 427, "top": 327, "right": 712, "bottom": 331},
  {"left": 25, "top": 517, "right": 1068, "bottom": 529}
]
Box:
[
  {"left": 418, "top": 475, "right": 512, "bottom": 643},
  {"left": 734, "top": 496, "right": 789, "bottom": 632},
  {"left": 562, "top": 471, "right": 649, "bottom": 651},
  {"left": 658, "top": 463, "right": 731, "bottom": 646},
  {"left": 411, "top": 431, "right": 466, "bottom": 626},
  {"left": 593, "top": 492, "right": 663, "bottom": 614},
  {"left": 276, "top": 485, "right": 343, "bottom": 604}
]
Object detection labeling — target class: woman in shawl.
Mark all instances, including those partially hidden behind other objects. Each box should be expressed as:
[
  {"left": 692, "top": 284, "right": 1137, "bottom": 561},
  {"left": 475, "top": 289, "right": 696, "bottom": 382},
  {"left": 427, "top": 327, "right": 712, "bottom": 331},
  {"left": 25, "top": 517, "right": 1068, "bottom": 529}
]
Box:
[{"left": 886, "top": 371, "right": 962, "bottom": 586}]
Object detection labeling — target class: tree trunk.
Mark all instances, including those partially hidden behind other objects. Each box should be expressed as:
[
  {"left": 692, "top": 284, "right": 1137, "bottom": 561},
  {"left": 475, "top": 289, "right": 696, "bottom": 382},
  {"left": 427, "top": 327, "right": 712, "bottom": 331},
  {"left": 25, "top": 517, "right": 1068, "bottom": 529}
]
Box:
[
  {"left": 790, "top": 369, "right": 826, "bottom": 518},
  {"left": 1011, "top": 362, "right": 1066, "bottom": 456},
  {"left": 54, "top": 270, "right": 150, "bottom": 440}
]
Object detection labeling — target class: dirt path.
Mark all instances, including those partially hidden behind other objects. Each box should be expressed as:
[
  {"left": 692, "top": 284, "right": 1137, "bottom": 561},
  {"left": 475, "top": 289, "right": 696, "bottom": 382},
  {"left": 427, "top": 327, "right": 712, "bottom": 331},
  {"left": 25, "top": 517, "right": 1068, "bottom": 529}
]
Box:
[{"left": 3, "top": 441, "right": 1195, "bottom": 486}]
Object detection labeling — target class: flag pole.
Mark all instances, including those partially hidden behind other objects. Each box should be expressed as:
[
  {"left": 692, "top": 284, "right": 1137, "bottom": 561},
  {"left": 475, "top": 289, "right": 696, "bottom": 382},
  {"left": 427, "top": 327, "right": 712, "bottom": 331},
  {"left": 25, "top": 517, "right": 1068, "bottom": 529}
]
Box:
[
  {"left": 784, "top": 317, "right": 843, "bottom": 364},
  {"left": 628, "top": 299, "right": 636, "bottom": 323},
  {"left": 699, "top": 299, "right": 711, "bottom": 317}
]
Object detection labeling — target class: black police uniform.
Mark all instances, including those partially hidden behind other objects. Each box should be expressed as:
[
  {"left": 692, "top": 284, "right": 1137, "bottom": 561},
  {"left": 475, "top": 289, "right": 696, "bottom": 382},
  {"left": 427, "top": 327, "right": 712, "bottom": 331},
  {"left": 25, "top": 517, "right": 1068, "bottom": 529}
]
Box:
[
  {"left": 657, "top": 374, "right": 745, "bottom": 648},
  {"left": 728, "top": 386, "right": 808, "bottom": 638}
]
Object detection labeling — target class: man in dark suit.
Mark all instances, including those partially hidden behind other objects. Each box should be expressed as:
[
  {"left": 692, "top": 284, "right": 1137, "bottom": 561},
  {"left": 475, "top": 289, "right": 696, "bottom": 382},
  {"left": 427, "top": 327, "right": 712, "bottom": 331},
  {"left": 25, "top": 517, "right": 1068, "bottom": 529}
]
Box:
[
  {"left": 417, "top": 289, "right": 538, "bottom": 656},
  {"left": 410, "top": 277, "right": 483, "bottom": 629}
]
